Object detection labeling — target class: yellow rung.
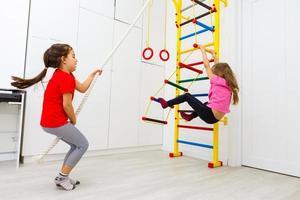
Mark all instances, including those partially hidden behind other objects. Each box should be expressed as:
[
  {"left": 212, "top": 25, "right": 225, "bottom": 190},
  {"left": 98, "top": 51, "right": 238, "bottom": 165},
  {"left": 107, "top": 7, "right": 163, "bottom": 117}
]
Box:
[
  {"left": 180, "top": 47, "right": 197, "bottom": 55},
  {"left": 220, "top": 0, "right": 228, "bottom": 7},
  {"left": 181, "top": 15, "right": 190, "bottom": 21},
  {"left": 179, "top": 43, "right": 214, "bottom": 55},
  {"left": 204, "top": 43, "right": 214, "bottom": 47}
]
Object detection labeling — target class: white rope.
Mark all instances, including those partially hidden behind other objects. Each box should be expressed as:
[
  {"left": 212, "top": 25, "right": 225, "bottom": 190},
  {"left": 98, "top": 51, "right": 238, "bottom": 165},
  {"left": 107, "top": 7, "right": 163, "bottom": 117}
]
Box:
[{"left": 34, "top": 0, "right": 152, "bottom": 163}]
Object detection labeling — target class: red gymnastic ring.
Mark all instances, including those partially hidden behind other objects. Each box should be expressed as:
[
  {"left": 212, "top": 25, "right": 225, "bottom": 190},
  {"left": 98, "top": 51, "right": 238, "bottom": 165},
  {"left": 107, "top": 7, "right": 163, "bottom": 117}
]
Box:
[
  {"left": 159, "top": 49, "right": 170, "bottom": 61},
  {"left": 142, "top": 47, "right": 154, "bottom": 60}
]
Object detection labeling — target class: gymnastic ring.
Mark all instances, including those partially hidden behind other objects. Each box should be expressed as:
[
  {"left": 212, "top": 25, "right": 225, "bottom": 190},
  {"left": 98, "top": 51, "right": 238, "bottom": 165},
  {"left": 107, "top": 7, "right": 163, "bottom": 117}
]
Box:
[
  {"left": 142, "top": 47, "right": 154, "bottom": 60},
  {"left": 159, "top": 49, "right": 170, "bottom": 62}
]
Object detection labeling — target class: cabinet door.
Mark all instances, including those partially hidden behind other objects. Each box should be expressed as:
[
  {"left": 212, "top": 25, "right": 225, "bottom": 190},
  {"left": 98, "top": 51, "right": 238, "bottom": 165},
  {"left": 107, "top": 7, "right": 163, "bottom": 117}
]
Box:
[
  {"left": 74, "top": 8, "right": 114, "bottom": 150},
  {"left": 0, "top": 0, "right": 29, "bottom": 89},
  {"left": 80, "top": 0, "right": 114, "bottom": 19},
  {"left": 109, "top": 21, "right": 142, "bottom": 148},
  {"left": 0, "top": 104, "right": 19, "bottom": 153},
  {"left": 29, "top": 0, "right": 79, "bottom": 45},
  {"left": 115, "top": 0, "right": 143, "bottom": 28}
]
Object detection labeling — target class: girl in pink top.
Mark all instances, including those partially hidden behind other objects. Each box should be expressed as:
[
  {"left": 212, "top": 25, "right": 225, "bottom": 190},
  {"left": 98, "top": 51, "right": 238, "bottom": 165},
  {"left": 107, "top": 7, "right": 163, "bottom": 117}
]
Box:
[{"left": 158, "top": 45, "right": 239, "bottom": 124}]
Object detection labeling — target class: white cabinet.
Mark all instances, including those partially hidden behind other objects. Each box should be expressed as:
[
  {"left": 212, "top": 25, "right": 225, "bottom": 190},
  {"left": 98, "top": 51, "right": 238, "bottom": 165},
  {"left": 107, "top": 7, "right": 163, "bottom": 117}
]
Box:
[
  {"left": 0, "top": 89, "right": 25, "bottom": 168},
  {"left": 0, "top": 104, "right": 19, "bottom": 153},
  {"left": 12, "top": 0, "right": 165, "bottom": 159}
]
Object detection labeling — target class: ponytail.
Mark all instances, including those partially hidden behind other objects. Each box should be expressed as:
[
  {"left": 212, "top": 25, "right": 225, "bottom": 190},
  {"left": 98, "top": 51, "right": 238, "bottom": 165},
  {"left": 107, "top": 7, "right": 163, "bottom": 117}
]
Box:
[
  {"left": 11, "top": 67, "right": 48, "bottom": 89},
  {"left": 11, "top": 43, "right": 72, "bottom": 89},
  {"left": 232, "top": 88, "right": 239, "bottom": 105}
]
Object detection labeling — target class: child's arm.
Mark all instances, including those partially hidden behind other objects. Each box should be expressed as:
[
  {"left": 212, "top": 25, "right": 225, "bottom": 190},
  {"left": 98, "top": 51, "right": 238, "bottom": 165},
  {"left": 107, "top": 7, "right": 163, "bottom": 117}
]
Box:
[
  {"left": 199, "top": 45, "right": 213, "bottom": 79},
  {"left": 63, "top": 93, "right": 76, "bottom": 125},
  {"left": 76, "top": 69, "right": 102, "bottom": 93}
]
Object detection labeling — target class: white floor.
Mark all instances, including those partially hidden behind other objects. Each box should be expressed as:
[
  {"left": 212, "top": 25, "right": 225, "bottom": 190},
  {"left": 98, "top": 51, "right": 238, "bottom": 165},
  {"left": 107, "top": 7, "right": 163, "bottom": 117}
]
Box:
[{"left": 0, "top": 150, "right": 300, "bottom": 200}]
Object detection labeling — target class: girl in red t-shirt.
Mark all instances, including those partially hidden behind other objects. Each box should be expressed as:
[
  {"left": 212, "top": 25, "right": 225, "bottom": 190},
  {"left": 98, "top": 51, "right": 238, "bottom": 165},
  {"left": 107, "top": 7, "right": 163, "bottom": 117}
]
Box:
[{"left": 11, "top": 43, "right": 102, "bottom": 191}]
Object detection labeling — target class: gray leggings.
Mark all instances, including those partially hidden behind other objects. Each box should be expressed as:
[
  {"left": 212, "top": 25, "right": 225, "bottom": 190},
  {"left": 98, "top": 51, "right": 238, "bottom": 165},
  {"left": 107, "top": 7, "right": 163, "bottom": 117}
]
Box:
[{"left": 43, "top": 123, "right": 89, "bottom": 168}]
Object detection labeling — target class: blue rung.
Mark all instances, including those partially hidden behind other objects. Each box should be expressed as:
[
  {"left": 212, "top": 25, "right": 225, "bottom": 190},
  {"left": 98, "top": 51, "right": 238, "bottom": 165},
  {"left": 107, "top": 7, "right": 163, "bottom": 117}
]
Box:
[
  {"left": 180, "top": 29, "right": 210, "bottom": 40},
  {"left": 177, "top": 140, "right": 213, "bottom": 149},
  {"left": 192, "top": 93, "right": 208, "bottom": 97},
  {"left": 195, "top": 21, "right": 214, "bottom": 31}
]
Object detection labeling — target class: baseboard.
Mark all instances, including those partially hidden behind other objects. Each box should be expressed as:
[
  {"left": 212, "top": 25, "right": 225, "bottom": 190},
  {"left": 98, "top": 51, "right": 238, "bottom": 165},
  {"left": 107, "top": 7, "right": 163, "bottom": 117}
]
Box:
[
  {"left": 23, "top": 145, "right": 162, "bottom": 164},
  {"left": 0, "top": 152, "right": 16, "bottom": 161}
]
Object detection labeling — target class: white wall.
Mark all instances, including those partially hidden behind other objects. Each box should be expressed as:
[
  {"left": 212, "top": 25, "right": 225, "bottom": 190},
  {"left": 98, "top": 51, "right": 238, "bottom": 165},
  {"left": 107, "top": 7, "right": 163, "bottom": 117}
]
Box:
[
  {"left": 0, "top": 0, "right": 29, "bottom": 89},
  {"left": 141, "top": 0, "right": 166, "bottom": 66},
  {"left": 0, "top": 0, "right": 29, "bottom": 162},
  {"left": 241, "top": 0, "right": 300, "bottom": 177},
  {"left": 224, "top": 0, "right": 243, "bottom": 167}
]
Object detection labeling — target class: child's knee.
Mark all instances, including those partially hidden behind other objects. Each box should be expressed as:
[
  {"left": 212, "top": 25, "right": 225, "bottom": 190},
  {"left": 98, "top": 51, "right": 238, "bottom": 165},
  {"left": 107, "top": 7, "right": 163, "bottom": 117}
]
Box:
[
  {"left": 184, "top": 93, "right": 193, "bottom": 99},
  {"left": 82, "top": 141, "right": 89, "bottom": 153}
]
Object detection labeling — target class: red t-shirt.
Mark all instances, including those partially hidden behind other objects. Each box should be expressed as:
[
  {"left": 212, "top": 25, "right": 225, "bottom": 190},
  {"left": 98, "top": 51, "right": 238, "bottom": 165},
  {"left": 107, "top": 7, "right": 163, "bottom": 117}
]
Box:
[{"left": 40, "top": 69, "right": 76, "bottom": 128}]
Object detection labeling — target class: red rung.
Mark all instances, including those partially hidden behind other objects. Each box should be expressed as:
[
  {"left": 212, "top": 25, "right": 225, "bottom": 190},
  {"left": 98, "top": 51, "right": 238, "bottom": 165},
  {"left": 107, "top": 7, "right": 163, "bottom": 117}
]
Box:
[
  {"left": 142, "top": 116, "right": 168, "bottom": 125},
  {"left": 179, "top": 62, "right": 187, "bottom": 67},
  {"left": 179, "top": 62, "right": 203, "bottom": 74},
  {"left": 178, "top": 124, "right": 213, "bottom": 131}
]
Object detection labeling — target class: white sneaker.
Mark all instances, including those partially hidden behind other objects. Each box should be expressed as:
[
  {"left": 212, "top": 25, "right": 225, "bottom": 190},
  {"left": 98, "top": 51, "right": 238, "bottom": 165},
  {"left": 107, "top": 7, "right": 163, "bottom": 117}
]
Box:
[
  {"left": 69, "top": 177, "right": 80, "bottom": 186},
  {"left": 54, "top": 176, "right": 75, "bottom": 191}
]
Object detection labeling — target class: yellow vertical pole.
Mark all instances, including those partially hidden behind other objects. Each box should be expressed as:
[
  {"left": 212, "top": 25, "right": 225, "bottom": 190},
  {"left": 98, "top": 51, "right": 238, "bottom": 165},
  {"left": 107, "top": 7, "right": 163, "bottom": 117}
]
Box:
[
  {"left": 208, "top": 0, "right": 223, "bottom": 168},
  {"left": 170, "top": 0, "right": 183, "bottom": 157},
  {"left": 214, "top": 0, "right": 220, "bottom": 57},
  {"left": 210, "top": 123, "right": 222, "bottom": 167}
]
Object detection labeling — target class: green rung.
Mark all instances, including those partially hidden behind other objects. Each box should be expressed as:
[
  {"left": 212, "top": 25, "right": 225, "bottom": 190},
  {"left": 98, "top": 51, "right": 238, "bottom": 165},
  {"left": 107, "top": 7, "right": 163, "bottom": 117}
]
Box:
[
  {"left": 165, "top": 80, "right": 188, "bottom": 92},
  {"left": 178, "top": 77, "right": 209, "bottom": 83}
]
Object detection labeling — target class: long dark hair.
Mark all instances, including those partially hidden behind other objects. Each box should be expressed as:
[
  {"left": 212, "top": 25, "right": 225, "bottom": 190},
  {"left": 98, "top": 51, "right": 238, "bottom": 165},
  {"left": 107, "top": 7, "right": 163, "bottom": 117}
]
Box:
[
  {"left": 212, "top": 62, "right": 239, "bottom": 105},
  {"left": 11, "top": 43, "right": 72, "bottom": 89}
]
